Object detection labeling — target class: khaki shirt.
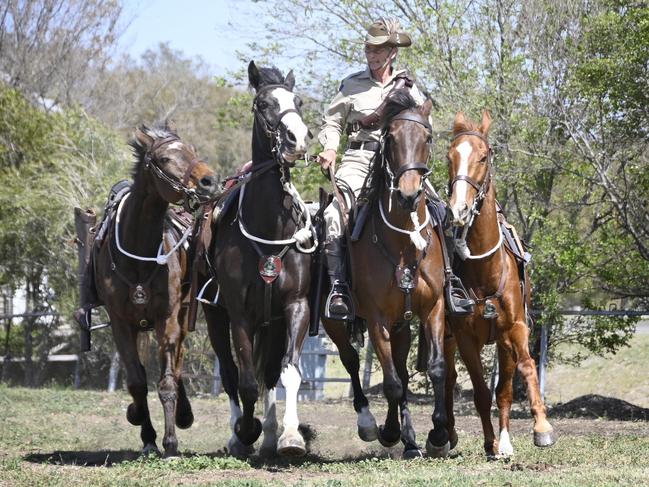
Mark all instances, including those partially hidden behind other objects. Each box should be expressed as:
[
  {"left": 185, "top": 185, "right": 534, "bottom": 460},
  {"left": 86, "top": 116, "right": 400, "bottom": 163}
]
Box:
[{"left": 318, "top": 67, "right": 426, "bottom": 152}]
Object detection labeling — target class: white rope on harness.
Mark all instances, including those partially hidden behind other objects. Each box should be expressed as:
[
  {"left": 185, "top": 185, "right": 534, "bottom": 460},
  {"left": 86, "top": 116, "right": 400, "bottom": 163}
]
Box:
[
  {"left": 114, "top": 192, "right": 192, "bottom": 265},
  {"left": 454, "top": 221, "right": 503, "bottom": 260},
  {"left": 237, "top": 180, "right": 318, "bottom": 253},
  {"left": 378, "top": 198, "right": 431, "bottom": 251}
]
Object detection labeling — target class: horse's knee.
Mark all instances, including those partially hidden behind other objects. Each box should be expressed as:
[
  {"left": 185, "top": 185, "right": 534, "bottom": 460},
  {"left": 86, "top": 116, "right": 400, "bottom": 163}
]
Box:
[
  {"left": 427, "top": 357, "right": 447, "bottom": 385},
  {"left": 517, "top": 357, "right": 537, "bottom": 379}
]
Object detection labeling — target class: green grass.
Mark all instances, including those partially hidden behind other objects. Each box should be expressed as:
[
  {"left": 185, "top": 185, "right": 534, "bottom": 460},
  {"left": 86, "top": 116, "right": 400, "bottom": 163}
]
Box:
[
  {"left": 1, "top": 386, "right": 648, "bottom": 486},
  {"left": 546, "top": 333, "right": 649, "bottom": 407}
]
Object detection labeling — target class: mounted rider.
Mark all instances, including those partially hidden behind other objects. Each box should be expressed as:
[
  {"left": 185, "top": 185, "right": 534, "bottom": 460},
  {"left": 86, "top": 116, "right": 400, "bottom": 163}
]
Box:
[{"left": 317, "top": 18, "right": 474, "bottom": 320}]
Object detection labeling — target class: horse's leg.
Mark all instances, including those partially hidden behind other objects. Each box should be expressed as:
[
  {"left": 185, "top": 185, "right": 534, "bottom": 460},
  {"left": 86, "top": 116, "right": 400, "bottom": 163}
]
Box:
[
  {"left": 277, "top": 298, "right": 309, "bottom": 456},
  {"left": 175, "top": 378, "right": 194, "bottom": 429},
  {"left": 322, "top": 317, "right": 378, "bottom": 442},
  {"left": 111, "top": 321, "right": 158, "bottom": 455},
  {"left": 455, "top": 333, "right": 497, "bottom": 457},
  {"left": 204, "top": 304, "right": 253, "bottom": 456},
  {"left": 494, "top": 342, "right": 516, "bottom": 456},
  {"left": 260, "top": 386, "right": 279, "bottom": 456},
  {"left": 443, "top": 332, "right": 459, "bottom": 450},
  {"left": 230, "top": 320, "right": 262, "bottom": 447},
  {"left": 391, "top": 323, "right": 422, "bottom": 459},
  {"left": 508, "top": 320, "right": 555, "bottom": 447},
  {"left": 367, "top": 320, "right": 402, "bottom": 448},
  {"left": 423, "top": 301, "right": 450, "bottom": 458},
  {"left": 155, "top": 315, "right": 186, "bottom": 457}
]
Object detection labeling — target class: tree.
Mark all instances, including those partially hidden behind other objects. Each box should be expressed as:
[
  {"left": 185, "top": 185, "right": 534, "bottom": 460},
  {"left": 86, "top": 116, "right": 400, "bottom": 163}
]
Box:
[{"left": 0, "top": 0, "right": 125, "bottom": 108}]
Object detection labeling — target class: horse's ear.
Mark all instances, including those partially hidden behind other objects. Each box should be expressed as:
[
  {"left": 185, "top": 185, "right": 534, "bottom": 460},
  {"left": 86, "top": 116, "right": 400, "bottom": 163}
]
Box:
[
  {"left": 134, "top": 127, "right": 154, "bottom": 149},
  {"left": 453, "top": 112, "right": 467, "bottom": 134},
  {"left": 419, "top": 99, "right": 433, "bottom": 118},
  {"left": 480, "top": 110, "right": 492, "bottom": 135},
  {"left": 164, "top": 119, "right": 177, "bottom": 134},
  {"left": 284, "top": 69, "right": 295, "bottom": 91},
  {"left": 248, "top": 61, "right": 260, "bottom": 90}
]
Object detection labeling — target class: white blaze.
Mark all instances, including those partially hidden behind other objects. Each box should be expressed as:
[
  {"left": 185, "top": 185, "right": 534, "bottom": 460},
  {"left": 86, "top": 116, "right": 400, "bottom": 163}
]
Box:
[
  {"left": 450, "top": 141, "right": 473, "bottom": 219},
  {"left": 271, "top": 87, "right": 308, "bottom": 153}
]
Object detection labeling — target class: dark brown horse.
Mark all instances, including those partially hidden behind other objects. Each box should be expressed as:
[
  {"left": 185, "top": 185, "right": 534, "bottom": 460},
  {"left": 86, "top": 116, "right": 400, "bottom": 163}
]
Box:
[
  {"left": 322, "top": 91, "right": 450, "bottom": 459},
  {"left": 92, "top": 123, "right": 218, "bottom": 457},
  {"left": 444, "top": 111, "right": 555, "bottom": 457},
  {"left": 201, "top": 61, "right": 314, "bottom": 457}
]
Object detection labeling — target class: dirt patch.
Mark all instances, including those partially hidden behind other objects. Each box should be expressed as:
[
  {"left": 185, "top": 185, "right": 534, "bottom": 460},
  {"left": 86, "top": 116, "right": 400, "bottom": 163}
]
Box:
[{"left": 549, "top": 394, "right": 649, "bottom": 421}]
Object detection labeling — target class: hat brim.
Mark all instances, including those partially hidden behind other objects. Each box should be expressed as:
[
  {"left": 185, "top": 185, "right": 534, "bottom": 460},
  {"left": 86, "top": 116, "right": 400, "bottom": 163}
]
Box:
[{"left": 363, "top": 32, "right": 412, "bottom": 47}]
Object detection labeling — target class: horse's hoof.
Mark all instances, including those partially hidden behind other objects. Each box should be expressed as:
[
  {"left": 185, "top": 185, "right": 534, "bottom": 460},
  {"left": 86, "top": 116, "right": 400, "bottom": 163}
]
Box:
[
  {"left": 234, "top": 417, "right": 262, "bottom": 446},
  {"left": 127, "top": 403, "right": 144, "bottom": 426},
  {"left": 163, "top": 452, "right": 181, "bottom": 460},
  {"left": 358, "top": 423, "right": 379, "bottom": 442},
  {"left": 176, "top": 410, "right": 194, "bottom": 430},
  {"left": 534, "top": 429, "right": 556, "bottom": 447},
  {"left": 141, "top": 443, "right": 160, "bottom": 457},
  {"left": 377, "top": 425, "right": 401, "bottom": 448},
  {"left": 228, "top": 435, "right": 255, "bottom": 457},
  {"left": 426, "top": 439, "right": 450, "bottom": 458},
  {"left": 402, "top": 447, "right": 424, "bottom": 460},
  {"left": 277, "top": 432, "right": 306, "bottom": 457}
]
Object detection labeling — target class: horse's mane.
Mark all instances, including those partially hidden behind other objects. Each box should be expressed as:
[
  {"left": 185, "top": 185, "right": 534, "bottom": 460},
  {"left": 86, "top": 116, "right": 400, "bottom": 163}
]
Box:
[
  {"left": 382, "top": 89, "right": 418, "bottom": 126},
  {"left": 452, "top": 114, "right": 480, "bottom": 137},
  {"left": 129, "top": 124, "right": 178, "bottom": 179},
  {"left": 252, "top": 65, "right": 285, "bottom": 87},
  {"left": 357, "top": 90, "right": 420, "bottom": 204}
]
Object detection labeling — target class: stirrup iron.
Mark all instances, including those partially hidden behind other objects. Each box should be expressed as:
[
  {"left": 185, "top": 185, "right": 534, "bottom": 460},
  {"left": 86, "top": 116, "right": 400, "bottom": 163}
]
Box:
[{"left": 445, "top": 275, "right": 475, "bottom": 316}]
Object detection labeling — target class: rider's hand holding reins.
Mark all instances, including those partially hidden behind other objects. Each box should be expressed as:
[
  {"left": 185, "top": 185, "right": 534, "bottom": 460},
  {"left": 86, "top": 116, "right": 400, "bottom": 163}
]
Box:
[{"left": 317, "top": 149, "right": 336, "bottom": 171}]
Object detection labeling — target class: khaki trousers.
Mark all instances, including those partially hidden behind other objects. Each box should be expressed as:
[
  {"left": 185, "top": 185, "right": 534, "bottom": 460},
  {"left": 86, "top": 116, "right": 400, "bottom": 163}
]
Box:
[{"left": 324, "top": 148, "right": 375, "bottom": 239}]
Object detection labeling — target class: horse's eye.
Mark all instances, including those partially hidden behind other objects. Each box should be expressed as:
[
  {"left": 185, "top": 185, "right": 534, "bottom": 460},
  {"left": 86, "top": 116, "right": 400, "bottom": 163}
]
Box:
[
  {"left": 479, "top": 155, "right": 488, "bottom": 164},
  {"left": 258, "top": 101, "right": 268, "bottom": 110},
  {"left": 296, "top": 97, "right": 303, "bottom": 109},
  {"left": 158, "top": 157, "right": 170, "bottom": 164}
]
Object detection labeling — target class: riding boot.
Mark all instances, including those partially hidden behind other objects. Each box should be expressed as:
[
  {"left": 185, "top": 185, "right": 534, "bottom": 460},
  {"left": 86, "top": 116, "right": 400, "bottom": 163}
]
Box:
[
  {"left": 324, "top": 237, "right": 353, "bottom": 321},
  {"left": 74, "top": 207, "right": 98, "bottom": 351},
  {"left": 428, "top": 199, "right": 475, "bottom": 316}
]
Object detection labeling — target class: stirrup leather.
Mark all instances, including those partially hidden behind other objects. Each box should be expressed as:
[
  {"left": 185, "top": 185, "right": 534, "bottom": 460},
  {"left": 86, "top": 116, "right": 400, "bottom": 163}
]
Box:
[
  {"left": 445, "top": 275, "right": 475, "bottom": 316},
  {"left": 324, "top": 280, "right": 355, "bottom": 322}
]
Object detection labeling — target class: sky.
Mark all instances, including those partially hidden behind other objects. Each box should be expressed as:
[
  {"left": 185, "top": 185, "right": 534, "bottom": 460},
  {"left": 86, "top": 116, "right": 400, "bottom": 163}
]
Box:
[{"left": 118, "top": 0, "right": 260, "bottom": 75}]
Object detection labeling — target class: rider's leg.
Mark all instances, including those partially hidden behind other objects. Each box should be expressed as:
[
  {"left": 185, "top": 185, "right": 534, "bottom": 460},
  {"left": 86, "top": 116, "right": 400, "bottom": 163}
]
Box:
[
  {"left": 73, "top": 207, "right": 99, "bottom": 331},
  {"left": 322, "top": 150, "right": 372, "bottom": 320},
  {"left": 427, "top": 198, "right": 475, "bottom": 315}
]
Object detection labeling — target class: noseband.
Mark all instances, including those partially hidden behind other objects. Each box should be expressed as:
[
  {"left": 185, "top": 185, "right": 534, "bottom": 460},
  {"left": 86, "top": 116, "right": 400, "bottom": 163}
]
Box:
[
  {"left": 143, "top": 135, "right": 207, "bottom": 211},
  {"left": 382, "top": 111, "right": 432, "bottom": 194}
]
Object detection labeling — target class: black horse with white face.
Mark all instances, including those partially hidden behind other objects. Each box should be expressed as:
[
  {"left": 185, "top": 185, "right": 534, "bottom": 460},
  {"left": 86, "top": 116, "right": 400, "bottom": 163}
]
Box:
[{"left": 202, "top": 61, "right": 315, "bottom": 456}]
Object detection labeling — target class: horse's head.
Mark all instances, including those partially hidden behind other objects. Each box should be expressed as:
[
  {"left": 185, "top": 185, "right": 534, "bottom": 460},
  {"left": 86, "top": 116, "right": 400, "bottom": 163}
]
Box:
[
  {"left": 447, "top": 111, "right": 493, "bottom": 227},
  {"left": 132, "top": 122, "right": 218, "bottom": 210},
  {"left": 383, "top": 91, "right": 433, "bottom": 212},
  {"left": 248, "top": 60, "right": 310, "bottom": 165}
]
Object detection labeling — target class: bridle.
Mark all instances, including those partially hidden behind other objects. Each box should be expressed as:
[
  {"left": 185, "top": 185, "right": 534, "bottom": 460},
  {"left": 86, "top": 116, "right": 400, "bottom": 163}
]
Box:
[
  {"left": 448, "top": 130, "right": 502, "bottom": 260},
  {"left": 143, "top": 135, "right": 206, "bottom": 211},
  {"left": 381, "top": 110, "right": 433, "bottom": 200},
  {"left": 251, "top": 83, "right": 305, "bottom": 176},
  {"left": 447, "top": 130, "right": 494, "bottom": 227}
]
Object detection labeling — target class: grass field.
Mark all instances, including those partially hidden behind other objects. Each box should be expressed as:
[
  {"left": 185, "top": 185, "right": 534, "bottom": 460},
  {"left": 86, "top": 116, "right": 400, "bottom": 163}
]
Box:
[{"left": 1, "top": 384, "right": 649, "bottom": 486}]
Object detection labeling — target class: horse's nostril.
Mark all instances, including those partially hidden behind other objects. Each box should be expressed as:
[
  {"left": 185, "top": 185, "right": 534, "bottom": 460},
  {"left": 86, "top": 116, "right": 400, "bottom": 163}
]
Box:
[
  {"left": 286, "top": 130, "right": 297, "bottom": 145},
  {"left": 199, "top": 176, "right": 215, "bottom": 189}
]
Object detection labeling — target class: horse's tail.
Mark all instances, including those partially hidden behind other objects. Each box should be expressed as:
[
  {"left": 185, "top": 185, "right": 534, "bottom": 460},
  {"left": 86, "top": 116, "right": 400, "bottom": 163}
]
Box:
[{"left": 137, "top": 332, "right": 151, "bottom": 367}]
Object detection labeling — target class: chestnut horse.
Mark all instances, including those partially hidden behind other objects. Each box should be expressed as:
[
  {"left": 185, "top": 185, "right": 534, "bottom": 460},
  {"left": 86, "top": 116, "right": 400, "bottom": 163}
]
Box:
[
  {"left": 201, "top": 61, "right": 315, "bottom": 457},
  {"left": 322, "top": 91, "right": 450, "bottom": 459},
  {"left": 444, "top": 111, "right": 555, "bottom": 457},
  {"left": 92, "top": 124, "right": 218, "bottom": 457}
]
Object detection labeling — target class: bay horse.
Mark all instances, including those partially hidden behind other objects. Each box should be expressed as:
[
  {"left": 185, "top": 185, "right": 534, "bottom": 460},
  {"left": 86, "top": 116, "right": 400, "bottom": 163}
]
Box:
[
  {"left": 201, "top": 61, "right": 315, "bottom": 457},
  {"left": 92, "top": 123, "right": 218, "bottom": 457},
  {"left": 322, "top": 91, "right": 450, "bottom": 459},
  {"left": 444, "top": 111, "right": 556, "bottom": 457}
]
